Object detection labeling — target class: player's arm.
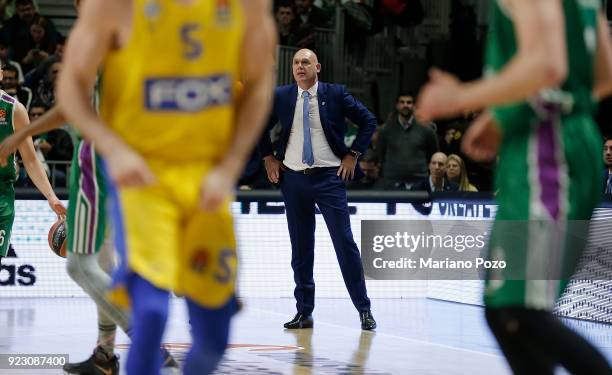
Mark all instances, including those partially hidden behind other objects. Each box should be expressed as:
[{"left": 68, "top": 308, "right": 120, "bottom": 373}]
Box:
[
  {"left": 199, "top": 0, "right": 276, "bottom": 210},
  {"left": 459, "top": 0, "right": 566, "bottom": 108},
  {"left": 56, "top": 0, "right": 125, "bottom": 158},
  {"left": 14, "top": 102, "right": 66, "bottom": 217},
  {"left": 221, "top": 0, "right": 277, "bottom": 179},
  {"left": 593, "top": 12, "right": 612, "bottom": 100},
  {"left": 0, "top": 106, "right": 65, "bottom": 167},
  {"left": 419, "top": 0, "right": 567, "bottom": 119}
]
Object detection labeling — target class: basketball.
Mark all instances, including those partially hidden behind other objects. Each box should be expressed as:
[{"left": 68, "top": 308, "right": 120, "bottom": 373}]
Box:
[{"left": 48, "top": 220, "right": 67, "bottom": 258}]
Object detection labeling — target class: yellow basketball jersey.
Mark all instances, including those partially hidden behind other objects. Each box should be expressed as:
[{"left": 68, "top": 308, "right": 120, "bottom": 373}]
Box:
[{"left": 99, "top": 0, "right": 244, "bottom": 162}]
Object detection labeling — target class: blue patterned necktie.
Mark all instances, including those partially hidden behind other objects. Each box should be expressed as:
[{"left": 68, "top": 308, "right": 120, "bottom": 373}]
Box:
[
  {"left": 302, "top": 91, "right": 314, "bottom": 166},
  {"left": 606, "top": 173, "right": 612, "bottom": 194}
]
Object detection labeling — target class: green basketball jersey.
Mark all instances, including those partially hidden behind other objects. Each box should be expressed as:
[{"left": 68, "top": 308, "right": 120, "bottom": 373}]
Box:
[
  {"left": 0, "top": 91, "right": 17, "bottom": 183},
  {"left": 484, "top": 0, "right": 600, "bottom": 131}
]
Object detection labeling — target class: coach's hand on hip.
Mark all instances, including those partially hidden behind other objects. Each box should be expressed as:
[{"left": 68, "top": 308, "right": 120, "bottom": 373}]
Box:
[
  {"left": 337, "top": 153, "right": 357, "bottom": 181},
  {"left": 264, "top": 155, "right": 282, "bottom": 183}
]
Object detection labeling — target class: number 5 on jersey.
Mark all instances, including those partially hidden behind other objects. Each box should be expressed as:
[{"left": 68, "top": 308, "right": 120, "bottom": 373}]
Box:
[{"left": 181, "top": 23, "right": 203, "bottom": 60}]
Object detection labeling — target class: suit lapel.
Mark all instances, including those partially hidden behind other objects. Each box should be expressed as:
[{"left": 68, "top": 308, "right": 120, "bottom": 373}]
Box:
[
  {"left": 317, "top": 81, "right": 329, "bottom": 131},
  {"left": 286, "top": 84, "right": 298, "bottom": 129}
]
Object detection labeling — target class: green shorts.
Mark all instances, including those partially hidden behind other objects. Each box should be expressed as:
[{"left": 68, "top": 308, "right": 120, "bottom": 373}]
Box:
[
  {"left": 66, "top": 140, "right": 107, "bottom": 255},
  {"left": 485, "top": 112, "right": 603, "bottom": 309},
  {"left": 0, "top": 183, "right": 14, "bottom": 257}
]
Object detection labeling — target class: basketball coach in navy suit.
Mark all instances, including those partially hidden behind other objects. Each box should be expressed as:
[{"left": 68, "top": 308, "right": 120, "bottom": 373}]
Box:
[{"left": 259, "top": 49, "right": 377, "bottom": 330}]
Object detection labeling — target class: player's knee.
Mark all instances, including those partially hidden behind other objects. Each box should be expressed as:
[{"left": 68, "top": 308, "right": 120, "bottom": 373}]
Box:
[
  {"left": 485, "top": 308, "right": 522, "bottom": 337},
  {"left": 184, "top": 340, "right": 226, "bottom": 375},
  {"left": 135, "top": 301, "right": 169, "bottom": 328},
  {"left": 65, "top": 253, "right": 84, "bottom": 282},
  {"left": 96, "top": 241, "right": 115, "bottom": 274}
]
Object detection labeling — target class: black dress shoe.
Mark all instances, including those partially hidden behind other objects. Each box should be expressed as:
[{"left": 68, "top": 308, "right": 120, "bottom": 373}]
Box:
[
  {"left": 284, "top": 313, "right": 314, "bottom": 329},
  {"left": 360, "top": 310, "right": 377, "bottom": 330}
]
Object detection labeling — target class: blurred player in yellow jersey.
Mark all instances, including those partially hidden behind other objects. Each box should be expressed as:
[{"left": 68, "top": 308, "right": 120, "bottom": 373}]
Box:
[{"left": 57, "top": 0, "right": 276, "bottom": 374}]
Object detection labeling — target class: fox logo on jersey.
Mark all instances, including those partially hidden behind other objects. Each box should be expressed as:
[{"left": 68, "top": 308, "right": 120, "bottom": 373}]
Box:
[{"left": 144, "top": 74, "right": 232, "bottom": 112}]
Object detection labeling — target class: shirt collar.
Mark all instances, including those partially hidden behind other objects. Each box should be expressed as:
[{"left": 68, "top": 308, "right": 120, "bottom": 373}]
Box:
[
  {"left": 298, "top": 81, "right": 318, "bottom": 99},
  {"left": 398, "top": 114, "right": 414, "bottom": 129},
  {"left": 429, "top": 176, "right": 444, "bottom": 192}
]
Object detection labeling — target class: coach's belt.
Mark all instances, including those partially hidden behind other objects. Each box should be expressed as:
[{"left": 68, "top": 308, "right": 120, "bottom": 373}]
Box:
[{"left": 288, "top": 166, "right": 337, "bottom": 175}]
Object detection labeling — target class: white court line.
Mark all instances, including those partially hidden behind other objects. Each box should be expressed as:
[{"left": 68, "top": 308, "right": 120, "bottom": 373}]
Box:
[{"left": 248, "top": 306, "right": 503, "bottom": 359}]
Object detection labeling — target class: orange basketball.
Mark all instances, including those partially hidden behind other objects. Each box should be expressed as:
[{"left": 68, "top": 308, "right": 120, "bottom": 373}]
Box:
[{"left": 48, "top": 220, "right": 67, "bottom": 258}]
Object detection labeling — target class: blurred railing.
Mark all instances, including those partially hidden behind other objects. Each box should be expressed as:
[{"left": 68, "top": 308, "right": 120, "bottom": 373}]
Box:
[
  {"left": 276, "top": 5, "right": 396, "bottom": 101},
  {"left": 418, "top": 0, "right": 451, "bottom": 38},
  {"left": 276, "top": 45, "right": 299, "bottom": 86},
  {"left": 16, "top": 160, "right": 70, "bottom": 198},
  {"left": 313, "top": 27, "right": 337, "bottom": 83}
]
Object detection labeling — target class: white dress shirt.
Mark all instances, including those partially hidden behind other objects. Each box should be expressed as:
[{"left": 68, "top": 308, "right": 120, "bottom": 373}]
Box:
[{"left": 283, "top": 81, "right": 341, "bottom": 170}]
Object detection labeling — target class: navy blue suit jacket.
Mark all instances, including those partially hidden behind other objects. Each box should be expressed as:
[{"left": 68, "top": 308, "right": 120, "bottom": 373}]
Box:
[{"left": 259, "top": 82, "right": 377, "bottom": 178}]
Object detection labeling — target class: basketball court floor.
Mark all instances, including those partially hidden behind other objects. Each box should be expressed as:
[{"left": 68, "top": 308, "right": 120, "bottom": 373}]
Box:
[{"left": 1, "top": 297, "right": 611, "bottom": 374}]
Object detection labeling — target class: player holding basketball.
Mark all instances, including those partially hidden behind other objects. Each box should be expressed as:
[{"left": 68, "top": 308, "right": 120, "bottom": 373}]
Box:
[
  {"left": 57, "top": 0, "right": 276, "bottom": 374},
  {"left": 418, "top": 0, "right": 612, "bottom": 373},
  {"left": 0, "top": 67, "right": 65, "bottom": 264}
]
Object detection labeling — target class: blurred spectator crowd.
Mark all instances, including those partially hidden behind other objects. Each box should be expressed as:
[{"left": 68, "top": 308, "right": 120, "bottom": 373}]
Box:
[
  {"left": 0, "top": 0, "right": 73, "bottom": 187},
  {"left": 1, "top": 0, "right": 607, "bottom": 195}
]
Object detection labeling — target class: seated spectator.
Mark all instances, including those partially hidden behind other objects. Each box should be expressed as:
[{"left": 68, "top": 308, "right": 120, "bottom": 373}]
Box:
[
  {"left": 0, "top": 38, "right": 24, "bottom": 83},
  {"left": 3, "top": 0, "right": 58, "bottom": 62},
  {"left": 604, "top": 137, "right": 612, "bottom": 194},
  {"left": 276, "top": 1, "right": 315, "bottom": 49},
  {"left": 295, "top": 0, "right": 331, "bottom": 28},
  {"left": 0, "top": 0, "right": 39, "bottom": 26},
  {"left": 446, "top": 154, "right": 477, "bottom": 192},
  {"left": 410, "top": 152, "right": 458, "bottom": 193},
  {"left": 39, "top": 126, "right": 72, "bottom": 187},
  {"left": 409, "top": 152, "right": 458, "bottom": 215},
  {"left": 20, "top": 15, "right": 58, "bottom": 72},
  {"left": 52, "top": 34, "right": 66, "bottom": 59},
  {"left": 1, "top": 0, "right": 37, "bottom": 57},
  {"left": 37, "top": 128, "right": 73, "bottom": 163},
  {"left": 28, "top": 100, "right": 46, "bottom": 120},
  {"left": 2, "top": 64, "right": 32, "bottom": 109},
  {"left": 24, "top": 54, "right": 59, "bottom": 89},
  {"left": 33, "top": 60, "right": 60, "bottom": 107},
  {"left": 376, "top": 92, "right": 438, "bottom": 189},
  {"left": 25, "top": 101, "right": 48, "bottom": 175},
  {"left": 348, "top": 150, "right": 379, "bottom": 190}
]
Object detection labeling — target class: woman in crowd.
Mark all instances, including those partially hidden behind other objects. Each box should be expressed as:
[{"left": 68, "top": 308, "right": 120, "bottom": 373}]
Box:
[{"left": 446, "top": 153, "right": 477, "bottom": 192}]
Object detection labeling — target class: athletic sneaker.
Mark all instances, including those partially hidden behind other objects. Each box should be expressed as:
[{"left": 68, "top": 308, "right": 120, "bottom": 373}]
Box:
[{"left": 63, "top": 346, "right": 119, "bottom": 375}]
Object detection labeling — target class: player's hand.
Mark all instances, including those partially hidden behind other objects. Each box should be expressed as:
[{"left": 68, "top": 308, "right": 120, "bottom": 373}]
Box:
[
  {"left": 105, "top": 145, "right": 156, "bottom": 188},
  {"left": 48, "top": 195, "right": 67, "bottom": 220},
  {"left": 461, "top": 111, "right": 501, "bottom": 162},
  {"left": 263, "top": 155, "right": 282, "bottom": 184},
  {"left": 417, "top": 69, "right": 463, "bottom": 122},
  {"left": 0, "top": 134, "right": 23, "bottom": 167},
  {"left": 338, "top": 154, "right": 357, "bottom": 181},
  {"left": 199, "top": 167, "right": 235, "bottom": 212}
]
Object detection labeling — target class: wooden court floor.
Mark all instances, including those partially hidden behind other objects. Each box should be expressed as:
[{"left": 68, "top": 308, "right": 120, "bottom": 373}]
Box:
[{"left": 1, "top": 297, "right": 611, "bottom": 374}]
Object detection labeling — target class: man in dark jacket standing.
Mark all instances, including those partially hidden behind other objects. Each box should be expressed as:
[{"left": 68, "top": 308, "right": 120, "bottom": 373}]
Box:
[{"left": 260, "top": 48, "right": 377, "bottom": 331}]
